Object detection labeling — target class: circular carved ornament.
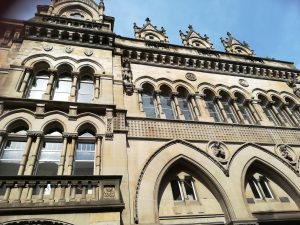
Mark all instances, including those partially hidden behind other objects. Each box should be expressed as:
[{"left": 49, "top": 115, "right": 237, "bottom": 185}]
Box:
[
  {"left": 65, "top": 46, "right": 73, "bottom": 54},
  {"left": 207, "top": 141, "right": 230, "bottom": 164},
  {"left": 84, "top": 49, "right": 93, "bottom": 56},
  {"left": 275, "top": 144, "right": 297, "bottom": 165},
  {"left": 186, "top": 73, "right": 197, "bottom": 81},
  {"left": 239, "top": 79, "right": 249, "bottom": 87},
  {"left": 43, "top": 44, "right": 53, "bottom": 51}
]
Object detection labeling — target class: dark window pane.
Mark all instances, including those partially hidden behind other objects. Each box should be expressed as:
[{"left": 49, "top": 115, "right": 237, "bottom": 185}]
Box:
[
  {"left": 142, "top": 92, "right": 157, "bottom": 118},
  {"left": 161, "top": 96, "right": 175, "bottom": 119},
  {"left": 184, "top": 180, "right": 196, "bottom": 200},
  {"left": 178, "top": 97, "right": 193, "bottom": 121},
  {"left": 259, "top": 179, "right": 273, "bottom": 199},
  {"left": 249, "top": 180, "right": 262, "bottom": 199},
  {"left": 206, "top": 100, "right": 221, "bottom": 122},
  {"left": 170, "top": 180, "right": 182, "bottom": 201}
]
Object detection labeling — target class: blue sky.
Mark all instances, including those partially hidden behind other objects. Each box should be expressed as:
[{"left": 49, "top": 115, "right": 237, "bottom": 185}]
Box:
[{"left": 4, "top": 0, "right": 300, "bottom": 68}]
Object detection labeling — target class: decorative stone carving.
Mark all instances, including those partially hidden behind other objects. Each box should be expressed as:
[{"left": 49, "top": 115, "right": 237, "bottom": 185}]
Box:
[
  {"left": 43, "top": 43, "right": 53, "bottom": 51},
  {"left": 134, "top": 18, "right": 169, "bottom": 43},
  {"left": 65, "top": 46, "right": 73, "bottom": 53},
  {"left": 180, "top": 25, "right": 213, "bottom": 49},
  {"left": 84, "top": 48, "right": 93, "bottom": 56},
  {"left": 221, "top": 32, "right": 255, "bottom": 56},
  {"left": 208, "top": 141, "right": 230, "bottom": 164},
  {"left": 276, "top": 144, "right": 297, "bottom": 165},
  {"left": 103, "top": 185, "right": 115, "bottom": 199},
  {"left": 122, "top": 59, "right": 135, "bottom": 95},
  {"left": 239, "top": 78, "right": 249, "bottom": 87},
  {"left": 185, "top": 72, "right": 197, "bottom": 81},
  {"left": 287, "top": 78, "right": 297, "bottom": 88},
  {"left": 294, "top": 88, "right": 300, "bottom": 98}
]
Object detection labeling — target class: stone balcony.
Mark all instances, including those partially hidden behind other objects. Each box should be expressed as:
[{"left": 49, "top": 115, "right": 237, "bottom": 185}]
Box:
[{"left": 0, "top": 176, "right": 124, "bottom": 214}]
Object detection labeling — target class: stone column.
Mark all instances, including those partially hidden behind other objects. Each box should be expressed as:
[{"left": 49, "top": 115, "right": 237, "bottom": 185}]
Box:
[
  {"left": 232, "top": 98, "right": 245, "bottom": 123},
  {"left": 95, "top": 135, "right": 103, "bottom": 175},
  {"left": 64, "top": 134, "right": 77, "bottom": 175},
  {"left": 215, "top": 96, "right": 227, "bottom": 122},
  {"left": 172, "top": 92, "right": 183, "bottom": 120},
  {"left": 189, "top": 94, "right": 201, "bottom": 121},
  {"left": 24, "top": 132, "right": 44, "bottom": 175},
  {"left": 155, "top": 90, "right": 165, "bottom": 119},
  {"left": 70, "top": 72, "right": 79, "bottom": 101},
  {"left": 136, "top": 88, "right": 144, "bottom": 112},
  {"left": 19, "top": 67, "right": 33, "bottom": 93},
  {"left": 57, "top": 134, "right": 69, "bottom": 175},
  {"left": 18, "top": 133, "right": 34, "bottom": 175},
  {"left": 43, "top": 69, "right": 56, "bottom": 100},
  {"left": 94, "top": 75, "right": 101, "bottom": 99}
]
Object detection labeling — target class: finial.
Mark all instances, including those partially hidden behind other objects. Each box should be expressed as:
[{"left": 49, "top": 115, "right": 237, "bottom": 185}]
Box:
[
  {"left": 98, "top": 0, "right": 105, "bottom": 15},
  {"left": 145, "top": 17, "right": 151, "bottom": 23},
  {"left": 179, "top": 30, "right": 183, "bottom": 35},
  {"left": 188, "top": 24, "right": 193, "bottom": 30},
  {"left": 133, "top": 22, "right": 138, "bottom": 29},
  {"left": 161, "top": 27, "right": 166, "bottom": 33}
]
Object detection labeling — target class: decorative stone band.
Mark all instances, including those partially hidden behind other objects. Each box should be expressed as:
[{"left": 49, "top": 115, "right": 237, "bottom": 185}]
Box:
[
  {"left": 127, "top": 118, "right": 300, "bottom": 145},
  {"left": 121, "top": 49, "right": 299, "bottom": 83}
]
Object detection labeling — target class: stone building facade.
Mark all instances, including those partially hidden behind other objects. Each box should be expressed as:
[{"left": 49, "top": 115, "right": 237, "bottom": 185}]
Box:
[{"left": 0, "top": 0, "right": 300, "bottom": 225}]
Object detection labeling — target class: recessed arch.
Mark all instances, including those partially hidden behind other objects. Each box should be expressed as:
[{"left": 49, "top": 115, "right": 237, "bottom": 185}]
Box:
[{"left": 41, "top": 119, "right": 66, "bottom": 133}]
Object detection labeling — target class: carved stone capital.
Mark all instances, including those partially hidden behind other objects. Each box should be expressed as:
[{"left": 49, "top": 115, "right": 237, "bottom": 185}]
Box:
[
  {"left": 63, "top": 133, "right": 78, "bottom": 139},
  {"left": 47, "top": 68, "right": 57, "bottom": 74},
  {"left": 0, "top": 130, "right": 7, "bottom": 136},
  {"left": 27, "top": 131, "right": 44, "bottom": 138},
  {"left": 171, "top": 91, "right": 179, "bottom": 96}
]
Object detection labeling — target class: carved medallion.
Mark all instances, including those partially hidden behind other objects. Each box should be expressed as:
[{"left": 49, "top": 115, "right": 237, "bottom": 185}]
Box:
[
  {"left": 43, "top": 44, "right": 53, "bottom": 51},
  {"left": 239, "top": 79, "right": 249, "bottom": 87},
  {"left": 186, "top": 73, "right": 197, "bottom": 81},
  {"left": 208, "top": 141, "right": 230, "bottom": 164},
  {"left": 84, "top": 49, "right": 93, "bottom": 56},
  {"left": 275, "top": 144, "right": 297, "bottom": 165},
  {"left": 65, "top": 46, "right": 73, "bottom": 54}
]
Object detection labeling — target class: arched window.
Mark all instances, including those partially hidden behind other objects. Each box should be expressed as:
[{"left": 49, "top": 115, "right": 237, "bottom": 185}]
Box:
[
  {"left": 0, "top": 123, "right": 28, "bottom": 176},
  {"left": 286, "top": 98, "right": 300, "bottom": 124},
  {"left": 219, "top": 91, "right": 238, "bottom": 123},
  {"left": 235, "top": 93, "right": 256, "bottom": 124},
  {"left": 141, "top": 83, "right": 157, "bottom": 118},
  {"left": 177, "top": 87, "right": 193, "bottom": 121},
  {"left": 35, "top": 128, "right": 63, "bottom": 176},
  {"left": 204, "top": 90, "right": 221, "bottom": 122},
  {"left": 160, "top": 85, "right": 175, "bottom": 120},
  {"left": 272, "top": 96, "right": 294, "bottom": 127},
  {"left": 27, "top": 71, "right": 49, "bottom": 100},
  {"left": 53, "top": 73, "right": 72, "bottom": 101},
  {"left": 258, "top": 95, "right": 281, "bottom": 126},
  {"left": 73, "top": 129, "right": 96, "bottom": 176},
  {"left": 77, "top": 75, "right": 94, "bottom": 103}
]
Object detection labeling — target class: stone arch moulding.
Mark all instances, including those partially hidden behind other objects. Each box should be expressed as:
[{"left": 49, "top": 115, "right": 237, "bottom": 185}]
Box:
[
  {"left": 228, "top": 143, "right": 300, "bottom": 177},
  {"left": 133, "top": 139, "right": 234, "bottom": 225}
]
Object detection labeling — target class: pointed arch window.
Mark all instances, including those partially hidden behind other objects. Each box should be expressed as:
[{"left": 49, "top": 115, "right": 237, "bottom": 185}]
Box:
[
  {"left": 160, "top": 85, "right": 175, "bottom": 120},
  {"left": 273, "top": 97, "right": 294, "bottom": 127},
  {"left": 73, "top": 129, "right": 96, "bottom": 176},
  {"left": 141, "top": 84, "right": 157, "bottom": 118},
  {"left": 77, "top": 75, "right": 94, "bottom": 103},
  {"left": 204, "top": 90, "right": 221, "bottom": 122},
  {"left": 35, "top": 129, "right": 63, "bottom": 176},
  {"left": 177, "top": 87, "right": 193, "bottom": 121},
  {"left": 247, "top": 175, "right": 274, "bottom": 200},
  {"left": 0, "top": 125, "right": 28, "bottom": 176},
  {"left": 53, "top": 73, "right": 72, "bottom": 101},
  {"left": 27, "top": 71, "right": 49, "bottom": 99}
]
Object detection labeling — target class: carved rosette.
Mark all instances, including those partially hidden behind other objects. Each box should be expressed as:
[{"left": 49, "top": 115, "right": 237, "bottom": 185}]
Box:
[
  {"left": 103, "top": 185, "right": 116, "bottom": 199},
  {"left": 207, "top": 141, "right": 230, "bottom": 164},
  {"left": 275, "top": 144, "right": 297, "bottom": 165}
]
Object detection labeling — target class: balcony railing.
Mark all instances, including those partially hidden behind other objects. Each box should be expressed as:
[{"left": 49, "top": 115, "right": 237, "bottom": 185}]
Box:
[{"left": 0, "top": 176, "right": 124, "bottom": 214}]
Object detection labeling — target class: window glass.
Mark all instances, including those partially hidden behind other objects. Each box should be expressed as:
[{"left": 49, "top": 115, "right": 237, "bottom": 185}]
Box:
[
  {"left": 170, "top": 180, "right": 183, "bottom": 201},
  {"left": 221, "top": 99, "right": 238, "bottom": 123},
  {"left": 262, "top": 105, "right": 281, "bottom": 126},
  {"left": 259, "top": 179, "right": 273, "bottom": 199},
  {"left": 184, "top": 180, "right": 196, "bottom": 200},
  {"left": 142, "top": 89, "right": 157, "bottom": 118},
  {"left": 73, "top": 142, "right": 95, "bottom": 175},
  {"left": 237, "top": 102, "right": 255, "bottom": 124},
  {"left": 1, "top": 141, "right": 26, "bottom": 161},
  {"left": 178, "top": 89, "right": 193, "bottom": 121},
  {"left": 38, "top": 142, "right": 62, "bottom": 162},
  {"left": 28, "top": 75, "right": 48, "bottom": 99},
  {"left": 206, "top": 100, "right": 221, "bottom": 122},
  {"left": 78, "top": 77, "right": 93, "bottom": 103},
  {"left": 275, "top": 105, "right": 294, "bottom": 126},
  {"left": 53, "top": 75, "right": 72, "bottom": 101}
]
